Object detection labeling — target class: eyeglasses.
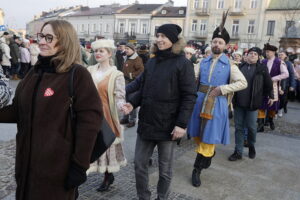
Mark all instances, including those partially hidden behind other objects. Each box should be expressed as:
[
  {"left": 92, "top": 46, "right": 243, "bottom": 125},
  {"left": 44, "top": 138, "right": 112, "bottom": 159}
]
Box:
[{"left": 37, "top": 33, "right": 56, "bottom": 43}]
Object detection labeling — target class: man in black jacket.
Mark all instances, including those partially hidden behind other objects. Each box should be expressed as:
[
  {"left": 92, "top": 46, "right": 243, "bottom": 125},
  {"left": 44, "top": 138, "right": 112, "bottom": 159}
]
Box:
[
  {"left": 115, "top": 41, "right": 126, "bottom": 71},
  {"left": 122, "top": 24, "right": 197, "bottom": 200},
  {"left": 229, "top": 47, "right": 274, "bottom": 161}
]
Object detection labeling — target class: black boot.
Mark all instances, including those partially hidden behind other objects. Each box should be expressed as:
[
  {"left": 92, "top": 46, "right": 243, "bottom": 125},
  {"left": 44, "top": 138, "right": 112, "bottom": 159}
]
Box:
[
  {"left": 228, "top": 151, "right": 242, "bottom": 161},
  {"left": 269, "top": 118, "right": 275, "bottom": 130},
  {"left": 192, "top": 168, "right": 201, "bottom": 187},
  {"left": 248, "top": 145, "right": 256, "bottom": 159},
  {"left": 97, "top": 172, "right": 114, "bottom": 192},
  {"left": 191, "top": 153, "right": 214, "bottom": 187},
  {"left": 257, "top": 119, "right": 264, "bottom": 132}
]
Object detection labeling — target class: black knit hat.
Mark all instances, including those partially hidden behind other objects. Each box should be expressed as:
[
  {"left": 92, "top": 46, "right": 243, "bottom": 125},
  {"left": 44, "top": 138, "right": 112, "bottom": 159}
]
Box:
[
  {"left": 263, "top": 43, "right": 278, "bottom": 52},
  {"left": 157, "top": 24, "right": 182, "bottom": 44},
  {"left": 248, "top": 47, "right": 262, "bottom": 56}
]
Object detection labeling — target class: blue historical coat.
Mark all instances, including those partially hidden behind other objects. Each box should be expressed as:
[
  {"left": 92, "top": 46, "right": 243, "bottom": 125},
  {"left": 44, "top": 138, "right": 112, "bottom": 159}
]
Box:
[{"left": 188, "top": 54, "right": 232, "bottom": 145}]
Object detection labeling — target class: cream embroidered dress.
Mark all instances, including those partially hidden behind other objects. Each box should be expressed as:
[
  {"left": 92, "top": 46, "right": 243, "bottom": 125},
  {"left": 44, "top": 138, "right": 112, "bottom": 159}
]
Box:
[{"left": 87, "top": 64, "right": 127, "bottom": 174}]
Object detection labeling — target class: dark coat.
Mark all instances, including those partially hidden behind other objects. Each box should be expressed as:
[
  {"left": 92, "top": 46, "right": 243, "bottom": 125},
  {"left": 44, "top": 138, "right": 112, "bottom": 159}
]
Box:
[
  {"left": 9, "top": 39, "right": 20, "bottom": 64},
  {"left": 233, "top": 62, "right": 274, "bottom": 110},
  {"left": 122, "top": 52, "right": 144, "bottom": 83},
  {"left": 115, "top": 50, "right": 126, "bottom": 71},
  {"left": 129, "top": 38, "right": 197, "bottom": 141},
  {"left": 280, "top": 60, "right": 296, "bottom": 90},
  {"left": 0, "top": 59, "right": 103, "bottom": 200}
]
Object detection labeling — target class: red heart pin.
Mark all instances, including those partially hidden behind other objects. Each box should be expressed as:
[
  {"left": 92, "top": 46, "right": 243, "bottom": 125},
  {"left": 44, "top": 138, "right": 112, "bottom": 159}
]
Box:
[{"left": 44, "top": 88, "right": 54, "bottom": 97}]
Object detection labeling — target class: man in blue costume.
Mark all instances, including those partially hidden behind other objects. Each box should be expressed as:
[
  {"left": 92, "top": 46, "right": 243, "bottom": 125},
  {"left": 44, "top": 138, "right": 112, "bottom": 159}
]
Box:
[{"left": 188, "top": 11, "right": 247, "bottom": 187}]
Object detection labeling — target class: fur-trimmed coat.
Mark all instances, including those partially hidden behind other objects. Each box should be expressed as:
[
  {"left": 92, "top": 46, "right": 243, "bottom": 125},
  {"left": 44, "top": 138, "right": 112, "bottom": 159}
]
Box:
[{"left": 129, "top": 37, "right": 197, "bottom": 141}]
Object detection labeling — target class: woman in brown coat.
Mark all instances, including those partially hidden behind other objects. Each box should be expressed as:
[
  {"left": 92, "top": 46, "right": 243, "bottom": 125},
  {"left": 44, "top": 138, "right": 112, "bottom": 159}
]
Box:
[{"left": 0, "top": 20, "right": 103, "bottom": 200}]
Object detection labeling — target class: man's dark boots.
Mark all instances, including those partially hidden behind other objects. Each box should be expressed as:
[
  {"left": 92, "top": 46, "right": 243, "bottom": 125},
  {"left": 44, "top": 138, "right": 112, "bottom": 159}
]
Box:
[
  {"left": 257, "top": 118, "right": 264, "bottom": 132},
  {"left": 97, "top": 172, "right": 114, "bottom": 192},
  {"left": 269, "top": 117, "right": 275, "bottom": 130},
  {"left": 192, "top": 153, "right": 214, "bottom": 187}
]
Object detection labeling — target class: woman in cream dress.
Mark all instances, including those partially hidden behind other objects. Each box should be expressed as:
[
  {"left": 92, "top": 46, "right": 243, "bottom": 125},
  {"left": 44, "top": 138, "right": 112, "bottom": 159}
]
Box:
[{"left": 87, "top": 39, "right": 127, "bottom": 192}]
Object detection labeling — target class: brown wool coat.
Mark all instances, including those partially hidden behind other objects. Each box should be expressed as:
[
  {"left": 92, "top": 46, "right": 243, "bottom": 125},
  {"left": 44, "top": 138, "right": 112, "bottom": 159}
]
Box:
[
  {"left": 122, "top": 52, "right": 144, "bottom": 82},
  {"left": 0, "top": 65, "right": 103, "bottom": 200}
]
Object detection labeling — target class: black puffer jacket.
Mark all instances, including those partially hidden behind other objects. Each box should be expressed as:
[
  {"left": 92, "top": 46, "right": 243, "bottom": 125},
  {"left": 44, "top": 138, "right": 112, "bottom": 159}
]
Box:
[
  {"left": 129, "top": 38, "right": 197, "bottom": 141},
  {"left": 233, "top": 62, "right": 273, "bottom": 110}
]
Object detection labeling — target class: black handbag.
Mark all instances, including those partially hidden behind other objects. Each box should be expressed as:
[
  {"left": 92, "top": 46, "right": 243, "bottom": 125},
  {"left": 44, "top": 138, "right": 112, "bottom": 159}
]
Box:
[{"left": 68, "top": 65, "right": 116, "bottom": 163}]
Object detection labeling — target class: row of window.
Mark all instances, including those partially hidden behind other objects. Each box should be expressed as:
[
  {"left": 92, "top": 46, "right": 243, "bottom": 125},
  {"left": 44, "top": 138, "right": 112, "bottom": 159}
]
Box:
[
  {"left": 191, "top": 19, "right": 256, "bottom": 35},
  {"left": 76, "top": 23, "right": 110, "bottom": 33},
  {"left": 118, "top": 22, "right": 148, "bottom": 35},
  {"left": 194, "top": 0, "right": 258, "bottom": 9}
]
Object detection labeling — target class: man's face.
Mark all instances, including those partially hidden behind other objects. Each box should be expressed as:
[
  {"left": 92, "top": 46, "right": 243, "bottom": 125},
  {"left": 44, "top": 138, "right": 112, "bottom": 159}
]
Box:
[
  {"left": 247, "top": 51, "right": 259, "bottom": 64},
  {"left": 211, "top": 38, "right": 226, "bottom": 55},
  {"left": 156, "top": 33, "right": 173, "bottom": 51},
  {"left": 125, "top": 47, "right": 134, "bottom": 56},
  {"left": 266, "top": 50, "right": 275, "bottom": 59},
  {"left": 278, "top": 52, "right": 287, "bottom": 61},
  {"left": 120, "top": 45, "right": 125, "bottom": 51}
]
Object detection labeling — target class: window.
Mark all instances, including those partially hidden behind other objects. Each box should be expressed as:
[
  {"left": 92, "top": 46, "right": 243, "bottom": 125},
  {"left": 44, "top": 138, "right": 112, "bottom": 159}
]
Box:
[
  {"left": 248, "top": 20, "right": 255, "bottom": 34},
  {"left": 250, "top": 0, "right": 257, "bottom": 9},
  {"left": 161, "top": 10, "right": 167, "bottom": 14},
  {"left": 194, "top": 0, "right": 199, "bottom": 9},
  {"left": 93, "top": 24, "right": 96, "bottom": 32},
  {"left": 232, "top": 20, "right": 239, "bottom": 36},
  {"left": 192, "top": 19, "right": 197, "bottom": 32},
  {"left": 105, "top": 24, "right": 109, "bottom": 32},
  {"left": 200, "top": 19, "right": 207, "bottom": 35},
  {"left": 119, "top": 22, "right": 125, "bottom": 33},
  {"left": 203, "top": 0, "right": 209, "bottom": 9},
  {"left": 142, "top": 23, "right": 147, "bottom": 34},
  {"left": 99, "top": 24, "right": 102, "bottom": 34},
  {"left": 235, "top": 0, "right": 242, "bottom": 9},
  {"left": 81, "top": 24, "right": 85, "bottom": 32},
  {"left": 179, "top": 10, "right": 184, "bottom": 15},
  {"left": 217, "top": 0, "right": 224, "bottom": 9},
  {"left": 130, "top": 23, "right": 136, "bottom": 36},
  {"left": 267, "top": 20, "right": 275, "bottom": 36}
]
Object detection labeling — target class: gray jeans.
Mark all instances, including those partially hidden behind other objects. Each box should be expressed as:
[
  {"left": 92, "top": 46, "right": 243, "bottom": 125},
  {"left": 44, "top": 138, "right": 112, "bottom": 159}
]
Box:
[{"left": 134, "top": 135, "right": 176, "bottom": 200}]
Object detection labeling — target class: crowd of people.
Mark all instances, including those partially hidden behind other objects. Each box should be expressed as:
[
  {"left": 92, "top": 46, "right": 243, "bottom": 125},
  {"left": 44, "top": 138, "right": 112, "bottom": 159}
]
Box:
[{"left": 0, "top": 14, "right": 299, "bottom": 200}]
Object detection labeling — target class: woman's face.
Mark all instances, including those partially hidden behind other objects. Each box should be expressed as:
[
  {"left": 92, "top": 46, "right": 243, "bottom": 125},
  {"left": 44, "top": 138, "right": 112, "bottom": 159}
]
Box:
[
  {"left": 38, "top": 24, "right": 59, "bottom": 57},
  {"left": 185, "top": 52, "right": 192, "bottom": 60},
  {"left": 94, "top": 48, "right": 112, "bottom": 63}
]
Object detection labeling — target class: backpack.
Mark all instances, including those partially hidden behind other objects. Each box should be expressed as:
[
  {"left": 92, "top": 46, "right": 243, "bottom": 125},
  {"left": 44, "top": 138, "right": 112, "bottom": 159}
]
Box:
[{"left": 68, "top": 65, "right": 116, "bottom": 163}]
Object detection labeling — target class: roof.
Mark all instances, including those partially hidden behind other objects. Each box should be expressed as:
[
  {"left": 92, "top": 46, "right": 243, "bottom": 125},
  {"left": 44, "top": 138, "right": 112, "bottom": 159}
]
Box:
[
  {"left": 118, "top": 4, "right": 163, "bottom": 14},
  {"left": 67, "top": 5, "right": 125, "bottom": 17},
  {"left": 267, "top": 0, "right": 300, "bottom": 10},
  {"left": 153, "top": 7, "right": 186, "bottom": 17}
]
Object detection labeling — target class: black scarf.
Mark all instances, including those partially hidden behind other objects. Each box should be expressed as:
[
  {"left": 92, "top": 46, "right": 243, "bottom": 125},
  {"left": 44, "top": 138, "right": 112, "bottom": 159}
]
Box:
[
  {"left": 35, "top": 55, "right": 57, "bottom": 73},
  {"left": 155, "top": 48, "right": 177, "bottom": 63}
]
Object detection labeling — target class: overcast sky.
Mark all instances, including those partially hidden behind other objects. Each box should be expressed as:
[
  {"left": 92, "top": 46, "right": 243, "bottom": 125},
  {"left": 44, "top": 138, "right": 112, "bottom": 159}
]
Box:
[{"left": 1, "top": 0, "right": 186, "bottom": 29}]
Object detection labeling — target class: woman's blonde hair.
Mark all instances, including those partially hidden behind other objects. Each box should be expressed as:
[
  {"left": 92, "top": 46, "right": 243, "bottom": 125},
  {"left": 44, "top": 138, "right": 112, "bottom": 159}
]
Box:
[{"left": 40, "top": 20, "right": 81, "bottom": 73}]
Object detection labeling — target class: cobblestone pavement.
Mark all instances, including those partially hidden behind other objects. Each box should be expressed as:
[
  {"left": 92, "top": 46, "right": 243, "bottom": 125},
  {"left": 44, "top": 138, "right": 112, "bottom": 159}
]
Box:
[
  {"left": 0, "top": 140, "right": 16, "bottom": 199},
  {"left": 1, "top": 101, "right": 300, "bottom": 199}
]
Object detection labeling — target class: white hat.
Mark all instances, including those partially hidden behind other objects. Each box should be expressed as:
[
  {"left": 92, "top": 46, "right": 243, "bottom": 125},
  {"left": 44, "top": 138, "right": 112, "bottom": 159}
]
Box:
[
  {"left": 184, "top": 47, "right": 195, "bottom": 54},
  {"left": 92, "top": 39, "right": 116, "bottom": 50},
  {"left": 233, "top": 51, "right": 243, "bottom": 57}
]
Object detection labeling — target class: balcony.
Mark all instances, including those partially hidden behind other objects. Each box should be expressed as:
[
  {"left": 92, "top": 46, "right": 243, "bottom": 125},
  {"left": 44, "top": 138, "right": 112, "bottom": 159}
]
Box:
[
  {"left": 229, "top": 8, "right": 246, "bottom": 16},
  {"left": 195, "top": 8, "right": 210, "bottom": 16},
  {"left": 113, "top": 32, "right": 128, "bottom": 40}
]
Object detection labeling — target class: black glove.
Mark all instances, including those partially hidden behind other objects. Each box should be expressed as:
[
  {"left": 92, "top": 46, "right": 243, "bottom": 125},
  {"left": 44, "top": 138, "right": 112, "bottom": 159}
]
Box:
[{"left": 64, "top": 161, "right": 87, "bottom": 190}]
